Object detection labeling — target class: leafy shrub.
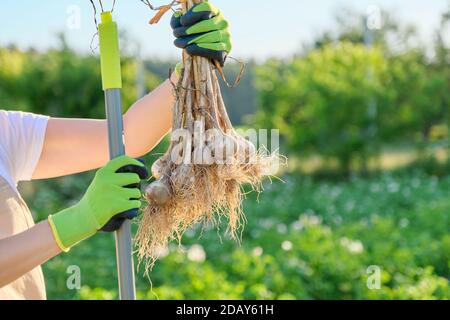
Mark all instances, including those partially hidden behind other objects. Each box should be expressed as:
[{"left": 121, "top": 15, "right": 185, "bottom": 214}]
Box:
[{"left": 256, "top": 43, "right": 450, "bottom": 173}]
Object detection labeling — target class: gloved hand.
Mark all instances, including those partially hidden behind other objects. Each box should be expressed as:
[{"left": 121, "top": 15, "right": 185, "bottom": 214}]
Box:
[
  {"left": 100, "top": 158, "right": 149, "bottom": 232},
  {"left": 48, "top": 156, "right": 145, "bottom": 252},
  {"left": 171, "top": 0, "right": 232, "bottom": 66}
]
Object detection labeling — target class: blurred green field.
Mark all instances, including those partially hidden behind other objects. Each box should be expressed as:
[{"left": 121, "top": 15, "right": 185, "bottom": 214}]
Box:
[{"left": 27, "top": 163, "right": 448, "bottom": 300}]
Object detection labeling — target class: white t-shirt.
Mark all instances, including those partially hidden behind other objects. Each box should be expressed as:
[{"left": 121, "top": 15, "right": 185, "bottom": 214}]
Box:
[{"left": 0, "top": 110, "right": 49, "bottom": 192}]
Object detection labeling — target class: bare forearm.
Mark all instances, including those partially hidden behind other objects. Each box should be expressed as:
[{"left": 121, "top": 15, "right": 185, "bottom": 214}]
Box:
[
  {"left": 0, "top": 221, "right": 61, "bottom": 288},
  {"left": 123, "top": 77, "right": 175, "bottom": 157},
  {"left": 33, "top": 76, "right": 176, "bottom": 180}
]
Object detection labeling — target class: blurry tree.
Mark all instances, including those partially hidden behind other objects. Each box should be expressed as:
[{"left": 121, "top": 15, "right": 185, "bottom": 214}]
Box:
[
  {"left": 432, "top": 4, "right": 450, "bottom": 147},
  {"left": 18, "top": 47, "right": 103, "bottom": 118},
  {"left": 384, "top": 4, "right": 450, "bottom": 154},
  {"left": 257, "top": 43, "right": 390, "bottom": 174},
  {"left": 0, "top": 35, "right": 162, "bottom": 119},
  {"left": 258, "top": 5, "right": 450, "bottom": 173},
  {"left": 307, "top": 8, "right": 420, "bottom": 55},
  {"left": 0, "top": 47, "right": 27, "bottom": 108}
]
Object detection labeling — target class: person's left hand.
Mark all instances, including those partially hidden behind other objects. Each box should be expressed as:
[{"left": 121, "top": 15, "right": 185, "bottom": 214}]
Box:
[{"left": 171, "top": 0, "right": 232, "bottom": 66}]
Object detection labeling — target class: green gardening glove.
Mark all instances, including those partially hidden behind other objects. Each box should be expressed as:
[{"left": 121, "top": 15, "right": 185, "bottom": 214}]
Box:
[
  {"left": 48, "top": 156, "right": 144, "bottom": 252},
  {"left": 171, "top": 0, "right": 232, "bottom": 66}
]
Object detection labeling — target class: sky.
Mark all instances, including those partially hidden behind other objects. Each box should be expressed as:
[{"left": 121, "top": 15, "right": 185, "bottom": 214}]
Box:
[{"left": 0, "top": 0, "right": 449, "bottom": 61}]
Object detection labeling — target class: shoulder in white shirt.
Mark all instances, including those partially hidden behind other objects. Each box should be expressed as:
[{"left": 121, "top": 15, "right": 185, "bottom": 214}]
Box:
[{"left": 0, "top": 110, "right": 49, "bottom": 192}]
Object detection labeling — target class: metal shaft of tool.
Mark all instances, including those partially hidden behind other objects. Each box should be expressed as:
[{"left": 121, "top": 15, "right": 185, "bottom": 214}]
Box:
[
  {"left": 99, "top": 11, "right": 136, "bottom": 300},
  {"left": 104, "top": 89, "right": 136, "bottom": 300}
]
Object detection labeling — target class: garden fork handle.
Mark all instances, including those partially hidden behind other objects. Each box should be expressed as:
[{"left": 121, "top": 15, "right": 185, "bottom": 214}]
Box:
[{"left": 99, "top": 11, "right": 136, "bottom": 301}]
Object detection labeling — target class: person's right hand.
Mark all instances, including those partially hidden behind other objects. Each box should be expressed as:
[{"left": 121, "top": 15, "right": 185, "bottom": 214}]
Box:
[{"left": 48, "top": 156, "right": 145, "bottom": 252}]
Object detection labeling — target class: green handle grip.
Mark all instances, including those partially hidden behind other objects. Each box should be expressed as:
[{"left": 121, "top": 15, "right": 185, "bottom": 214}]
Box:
[{"left": 99, "top": 12, "right": 122, "bottom": 90}]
